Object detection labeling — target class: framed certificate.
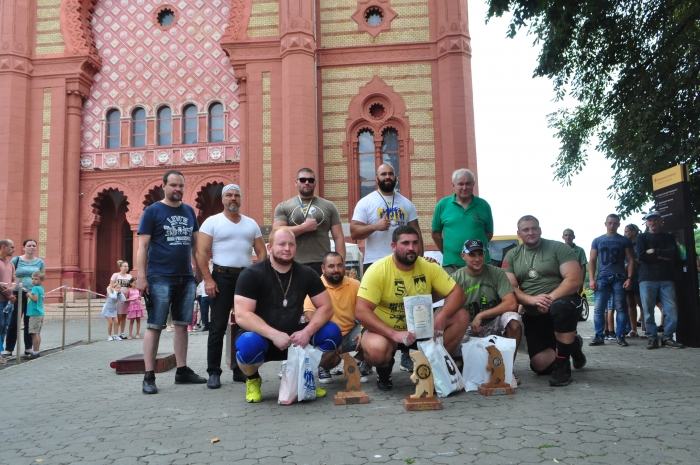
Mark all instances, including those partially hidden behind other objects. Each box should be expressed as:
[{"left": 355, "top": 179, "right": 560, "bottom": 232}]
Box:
[{"left": 404, "top": 294, "right": 434, "bottom": 340}]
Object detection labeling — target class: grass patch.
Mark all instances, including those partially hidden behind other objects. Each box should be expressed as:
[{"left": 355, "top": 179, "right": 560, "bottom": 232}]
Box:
[{"left": 539, "top": 444, "right": 557, "bottom": 449}]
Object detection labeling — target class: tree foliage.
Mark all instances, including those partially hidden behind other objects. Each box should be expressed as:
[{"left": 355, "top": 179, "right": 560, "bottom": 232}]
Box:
[{"left": 485, "top": 0, "right": 700, "bottom": 218}]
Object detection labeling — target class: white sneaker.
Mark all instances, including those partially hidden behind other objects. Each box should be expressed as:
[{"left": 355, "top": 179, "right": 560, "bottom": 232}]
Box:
[
  {"left": 278, "top": 361, "right": 287, "bottom": 378},
  {"left": 108, "top": 336, "right": 114, "bottom": 341},
  {"left": 329, "top": 361, "right": 344, "bottom": 376},
  {"left": 113, "top": 335, "right": 122, "bottom": 341}
]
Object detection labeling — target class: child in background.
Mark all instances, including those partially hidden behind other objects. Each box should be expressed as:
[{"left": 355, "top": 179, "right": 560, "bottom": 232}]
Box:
[
  {"left": 101, "top": 283, "right": 125, "bottom": 341},
  {"left": 24, "top": 271, "right": 45, "bottom": 359},
  {"left": 126, "top": 278, "right": 144, "bottom": 339}
]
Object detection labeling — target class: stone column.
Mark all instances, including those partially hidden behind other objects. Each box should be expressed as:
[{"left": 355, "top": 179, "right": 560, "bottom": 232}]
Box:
[
  {"left": 434, "top": 0, "right": 478, "bottom": 196},
  {"left": 279, "top": 0, "right": 318, "bottom": 196}
]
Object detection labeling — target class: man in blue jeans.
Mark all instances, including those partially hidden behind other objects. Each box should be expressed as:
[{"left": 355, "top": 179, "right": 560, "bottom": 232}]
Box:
[
  {"left": 588, "top": 214, "right": 635, "bottom": 347},
  {"left": 636, "top": 211, "right": 685, "bottom": 349},
  {"left": 136, "top": 170, "right": 207, "bottom": 394}
]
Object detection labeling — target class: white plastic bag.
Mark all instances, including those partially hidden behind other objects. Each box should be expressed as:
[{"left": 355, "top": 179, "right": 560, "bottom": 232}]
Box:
[
  {"left": 278, "top": 345, "right": 322, "bottom": 405},
  {"left": 461, "top": 336, "right": 517, "bottom": 392},
  {"left": 417, "top": 337, "right": 465, "bottom": 397}
]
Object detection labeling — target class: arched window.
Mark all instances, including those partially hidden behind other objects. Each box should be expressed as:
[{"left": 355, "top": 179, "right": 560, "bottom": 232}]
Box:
[
  {"left": 358, "top": 129, "right": 375, "bottom": 199},
  {"left": 208, "top": 103, "right": 224, "bottom": 142},
  {"left": 106, "top": 109, "right": 120, "bottom": 149},
  {"left": 157, "top": 106, "right": 172, "bottom": 146},
  {"left": 182, "top": 104, "right": 198, "bottom": 144},
  {"left": 381, "top": 128, "right": 400, "bottom": 192},
  {"left": 132, "top": 107, "right": 146, "bottom": 147}
]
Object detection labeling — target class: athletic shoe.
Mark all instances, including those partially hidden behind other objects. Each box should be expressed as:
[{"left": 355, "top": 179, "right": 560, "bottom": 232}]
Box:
[
  {"left": 0, "top": 351, "right": 11, "bottom": 356},
  {"left": 647, "top": 338, "right": 659, "bottom": 350},
  {"left": 120, "top": 333, "right": 127, "bottom": 339},
  {"left": 142, "top": 373, "right": 158, "bottom": 394},
  {"left": 571, "top": 334, "right": 586, "bottom": 370},
  {"left": 639, "top": 331, "right": 647, "bottom": 339},
  {"left": 399, "top": 351, "right": 414, "bottom": 372},
  {"left": 549, "top": 357, "right": 572, "bottom": 387},
  {"left": 616, "top": 335, "right": 629, "bottom": 347},
  {"left": 359, "top": 361, "right": 370, "bottom": 383},
  {"left": 605, "top": 331, "right": 616, "bottom": 341},
  {"left": 662, "top": 339, "right": 685, "bottom": 349},
  {"left": 318, "top": 367, "right": 332, "bottom": 384},
  {"left": 174, "top": 366, "right": 207, "bottom": 384},
  {"left": 232, "top": 366, "right": 247, "bottom": 383},
  {"left": 589, "top": 336, "right": 605, "bottom": 346},
  {"left": 278, "top": 361, "right": 286, "bottom": 379},
  {"left": 112, "top": 335, "right": 122, "bottom": 341},
  {"left": 315, "top": 387, "right": 327, "bottom": 397},
  {"left": 245, "top": 377, "right": 262, "bottom": 403},
  {"left": 329, "top": 362, "right": 344, "bottom": 376},
  {"left": 376, "top": 365, "right": 393, "bottom": 391},
  {"left": 108, "top": 335, "right": 114, "bottom": 341}
]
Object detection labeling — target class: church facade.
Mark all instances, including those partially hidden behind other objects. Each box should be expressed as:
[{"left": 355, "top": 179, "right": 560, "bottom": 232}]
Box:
[{"left": 0, "top": 0, "right": 477, "bottom": 299}]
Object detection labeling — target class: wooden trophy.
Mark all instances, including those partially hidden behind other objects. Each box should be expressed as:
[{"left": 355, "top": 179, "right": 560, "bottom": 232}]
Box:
[
  {"left": 478, "top": 345, "right": 515, "bottom": 396},
  {"left": 334, "top": 353, "right": 370, "bottom": 405},
  {"left": 403, "top": 350, "right": 442, "bottom": 411}
]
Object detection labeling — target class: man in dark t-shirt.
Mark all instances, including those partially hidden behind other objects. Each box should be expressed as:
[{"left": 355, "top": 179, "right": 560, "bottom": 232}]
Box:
[{"left": 234, "top": 227, "right": 341, "bottom": 403}]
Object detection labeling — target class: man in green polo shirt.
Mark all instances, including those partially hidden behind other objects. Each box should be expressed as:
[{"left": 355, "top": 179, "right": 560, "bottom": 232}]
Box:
[{"left": 431, "top": 169, "right": 493, "bottom": 275}]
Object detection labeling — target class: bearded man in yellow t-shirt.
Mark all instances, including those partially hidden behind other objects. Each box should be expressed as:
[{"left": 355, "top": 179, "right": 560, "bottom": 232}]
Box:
[{"left": 355, "top": 225, "right": 468, "bottom": 391}]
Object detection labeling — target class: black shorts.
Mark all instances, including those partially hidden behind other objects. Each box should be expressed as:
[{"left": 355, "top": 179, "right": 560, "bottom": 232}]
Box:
[
  {"left": 360, "top": 326, "right": 419, "bottom": 352},
  {"left": 522, "top": 312, "right": 557, "bottom": 360},
  {"left": 235, "top": 323, "right": 307, "bottom": 363}
]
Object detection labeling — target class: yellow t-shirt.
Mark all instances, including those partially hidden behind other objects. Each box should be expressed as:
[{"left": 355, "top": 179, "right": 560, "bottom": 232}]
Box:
[
  {"left": 358, "top": 256, "right": 456, "bottom": 331},
  {"left": 303, "top": 275, "right": 360, "bottom": 335}
]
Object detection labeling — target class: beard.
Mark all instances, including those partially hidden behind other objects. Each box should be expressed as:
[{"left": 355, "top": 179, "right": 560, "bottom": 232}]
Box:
[
  {"left": 324, "top": 271, "right": 344, "bottom": 285},
  {"left": 271, "top": 250, "right": 294, "bottom": 266},
  {"left": 378, "top": 177, "right": 396, "bottom": 193},
  {"left": 166, "top": 191, "right": 182, "bottom": 202},
  {"left": 225, "top": 202, "right": 240, "bottom": 213},
  {"left": 395, "top": 250, "right": 417, "bottom": 266}
]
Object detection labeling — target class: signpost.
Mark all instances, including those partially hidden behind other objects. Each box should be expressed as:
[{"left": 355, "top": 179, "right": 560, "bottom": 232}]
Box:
[{"left": 652, "top": 165, "right": 700, "bottom": 347}]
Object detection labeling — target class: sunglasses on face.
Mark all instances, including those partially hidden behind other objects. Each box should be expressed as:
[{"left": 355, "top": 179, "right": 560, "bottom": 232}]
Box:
[{"left": 297, "top": 177, "right": 315, "bottom": 184}]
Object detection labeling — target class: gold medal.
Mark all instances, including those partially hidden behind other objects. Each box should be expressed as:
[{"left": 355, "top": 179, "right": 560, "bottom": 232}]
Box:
[
  {"left": 390, "top": 219, "right": 397, "bottom": 226},
  {"left": 528, "top": 269, "right": 539, "bottom": 279}
]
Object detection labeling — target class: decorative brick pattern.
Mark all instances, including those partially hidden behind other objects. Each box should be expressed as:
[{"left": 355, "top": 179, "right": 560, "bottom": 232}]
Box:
[
  {"left": 247, "top": 0, "right": 279, "bottom": 37},
  {"left": 320, "top": 0, "right": 429, "bottom": 48},
  {"left": 39, "top": 89, "right": 52, "bottom": 258},
  {"left": 321, "top": 63, "right": 436, "bottom": 233},
  {"left": 81, "top": 0, "right": 240, "bottom": 152},
  {"left": 35, "top": 0, "right": 66, "bottom": 55},
  {"left": 262, "top": 72, "right": 272, "bottom": 225}
]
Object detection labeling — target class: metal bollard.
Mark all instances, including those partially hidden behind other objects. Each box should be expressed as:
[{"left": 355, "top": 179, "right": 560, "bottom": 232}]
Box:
[
  {"left": 16, "top": 289, "right": 22, "bottom": 365},
  {"left": 62, "top": 283, "right": 67, "bottom": 350},
  {"left": 87, "top": 287, "right": 92, "bottom": 344}
]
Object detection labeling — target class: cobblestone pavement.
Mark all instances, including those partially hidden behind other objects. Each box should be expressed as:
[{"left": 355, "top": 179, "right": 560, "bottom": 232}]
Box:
[{"left": 1, "top": 317, "right": 699, "bottom": 465}]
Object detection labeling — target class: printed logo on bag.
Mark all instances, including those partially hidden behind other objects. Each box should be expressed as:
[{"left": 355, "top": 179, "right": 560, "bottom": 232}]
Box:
[
  {"left": 444, "top": 355, "right": 457, "bottom": 375},
  {"left": 413, "top": 275, "right": 427, "bottom": 294},
  {"left": 303, "top": 369, "right": 315, "bottom": 391}
]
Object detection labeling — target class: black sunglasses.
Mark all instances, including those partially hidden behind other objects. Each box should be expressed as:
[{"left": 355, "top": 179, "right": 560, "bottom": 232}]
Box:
[{"left": 297, "top": 177, "right": 315, "bottom": 184}]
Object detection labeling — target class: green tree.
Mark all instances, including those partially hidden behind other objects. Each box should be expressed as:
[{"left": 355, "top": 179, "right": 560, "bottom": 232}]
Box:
[{"left": 485, "top": 0, "right": 700, "bottom": 218}]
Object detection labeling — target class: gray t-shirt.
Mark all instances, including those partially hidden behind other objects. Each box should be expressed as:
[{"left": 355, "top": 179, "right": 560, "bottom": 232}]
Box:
[
  {"left": 274, "top": 196, "right": 341, "bottom": 264},
  {"left": 451, "top": 264, "right": 515, "bottom": 320}
]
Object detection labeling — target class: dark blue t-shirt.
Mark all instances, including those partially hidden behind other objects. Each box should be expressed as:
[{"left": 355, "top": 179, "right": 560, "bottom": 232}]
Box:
[
  {"left": 591, "top": 234, "right": 633, "bottom": 277},
  {"left": 138, "top": 202, "right": 199, "bottom": 277}
]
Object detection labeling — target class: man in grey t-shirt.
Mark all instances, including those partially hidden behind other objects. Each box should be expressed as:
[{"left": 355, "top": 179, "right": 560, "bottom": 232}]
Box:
[{"left": 273, "top": 168, "right": 345, "bottom": 275}]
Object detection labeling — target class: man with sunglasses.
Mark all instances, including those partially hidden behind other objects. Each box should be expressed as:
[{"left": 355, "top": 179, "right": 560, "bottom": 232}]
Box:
[{"left": 273, "top": 168, "right": 345, "bottom": 276}]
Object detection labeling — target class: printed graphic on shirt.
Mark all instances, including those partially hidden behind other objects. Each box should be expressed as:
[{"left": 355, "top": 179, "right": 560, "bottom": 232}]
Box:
[
  {"left": 463, "top": 282, "right": 500, "bottom": 316},
  {"left": 165, "top": 215, "right": 194, "bottom": 245},
  {"left": 413, "top": 275, "right": 428, "bottom": 294},
  {"left": 376, "top": 206, "right": 408, "bottom": 226},
  {"left": 290, "top": 205, "right": 326, "bottom": 227},
  {"left": 389, "top": 302, "right": 406, "bottom": 327}
]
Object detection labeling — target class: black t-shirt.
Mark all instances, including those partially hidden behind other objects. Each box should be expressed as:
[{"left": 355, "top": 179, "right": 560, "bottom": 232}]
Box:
[{"left": 235, "top": 259, "right": 326, "bottom": 335}]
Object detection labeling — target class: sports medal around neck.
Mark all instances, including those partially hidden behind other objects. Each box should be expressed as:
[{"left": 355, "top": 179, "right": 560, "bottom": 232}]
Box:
[
  {"left": 297, "top": 195, "right": 314, "bottom": 222},
  {"left": 273, "top": 266, "right": 293, "bottom": 307},
  {"left": 525, "top": 247, "right": 540, "bottom": 279},
  {"left": 377, "top": 190, "right": 397, "bottom": 226}
]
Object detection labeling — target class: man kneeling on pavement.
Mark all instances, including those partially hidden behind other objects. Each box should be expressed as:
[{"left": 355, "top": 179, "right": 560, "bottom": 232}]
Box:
[
  {"left": 450, "top": 239, "right": 523, "bottom": 382},
  {"left": 303, "top": 252, "right": 368, "bottom": 384},
  {"left": 355, "top": 225, "right": 469, "bottom": 391},
  {"left": 233, "top": 227, "right": 342, "bottom": 403}
]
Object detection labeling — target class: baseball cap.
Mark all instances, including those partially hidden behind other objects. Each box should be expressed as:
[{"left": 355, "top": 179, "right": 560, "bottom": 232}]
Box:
[
  {"left": 645, "top": 210, "right": 661, "bottom": 219},
  {"left": 462, "top": 239, "right": 485, "bottom": 254}
]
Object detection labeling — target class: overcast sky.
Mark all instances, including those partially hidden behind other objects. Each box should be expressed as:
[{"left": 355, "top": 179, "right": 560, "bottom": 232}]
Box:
[{"left": 467, "top": 1, "right": 650, "bottom": 252}]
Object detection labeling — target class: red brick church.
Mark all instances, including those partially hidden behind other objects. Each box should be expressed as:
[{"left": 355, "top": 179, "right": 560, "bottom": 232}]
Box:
[{"left": 0, "top": 0, "right": 478, "bottom": 300}]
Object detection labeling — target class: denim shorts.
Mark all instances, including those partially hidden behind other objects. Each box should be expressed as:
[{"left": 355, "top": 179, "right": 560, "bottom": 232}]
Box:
[{"left": 146, "top": 275, "right": 196, "bottom": 330}]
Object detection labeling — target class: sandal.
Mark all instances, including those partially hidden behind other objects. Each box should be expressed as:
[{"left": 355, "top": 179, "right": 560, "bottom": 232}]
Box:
[
  {"left": 514, "top": 373, "right": 521, "bottom": 386},
  {"left": 627, "top": 330, "right": 639, "bottom": 338}
]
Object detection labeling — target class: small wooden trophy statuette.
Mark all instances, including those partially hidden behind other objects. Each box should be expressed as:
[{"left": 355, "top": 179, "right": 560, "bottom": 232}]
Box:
[
  {"left": 334, "top": 353, "right": 370, "bottom": 405},
  {"left": 403, "top": 351, "right": 442, "bottom": 411},
  {"left": 478, "top": 345, "right": 515, "bottom": 396}
]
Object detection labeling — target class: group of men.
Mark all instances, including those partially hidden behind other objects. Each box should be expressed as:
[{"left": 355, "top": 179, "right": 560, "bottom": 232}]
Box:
[{"left": 134, "top": 166, "right": 683, "bottom": 401}]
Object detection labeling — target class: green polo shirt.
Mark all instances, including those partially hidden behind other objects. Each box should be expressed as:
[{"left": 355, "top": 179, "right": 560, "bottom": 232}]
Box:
[{"left": 431, "top": 194, "right": 493, "bottom": 267}]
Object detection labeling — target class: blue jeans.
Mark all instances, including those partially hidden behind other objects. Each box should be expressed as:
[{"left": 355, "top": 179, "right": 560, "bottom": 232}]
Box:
[
  {"left": 145, "top": 275, "right": 196, "bottom": 330},
  {"left": 593, "top": 274, "right": 630, "bottom": 337},
  {"left": 199, "top": 295, "right": 211, "bottom": 329},
  {"left": 0, "top": 300, "right": 10, "bottom": 352},
  {"left": 639, "top": 281, "right": 678, "bottom": 340}
]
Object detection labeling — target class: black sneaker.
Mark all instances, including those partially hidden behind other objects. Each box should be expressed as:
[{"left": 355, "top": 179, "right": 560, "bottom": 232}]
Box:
[
  {"left": 549, "top": 357, "right": 572, "bottom": 387},
  {"left": 142, "top": 373, "right": 158, "bottom": 394},
  {"left": 589, "top": 335, "right": 605, "bottom": 346},
  {"left": 318, "top": 367, "right": 332, "bottom": 384},
  {"left": 616, "top": 335, "right": 629, "bottom": 347},
  {"left": 647, "top": 338, "right": 659, "bottom": 350},
  {"left": 662, "top": 339, "right": 685, "bottom": 349},
  {"left": 571, "top": 334, "right": 586, "bottom": 369},
  {"left": 232, "top": 366, "right": 247, "bottom": 383},
  {"left": 399, "top": 351, "right": 414, "bottom": 372},
  {"left": 376, "top": 365, "right": 393, "bottom": 391},
  {"left": 174, "top": 366, "right": 207, "bottom": 384}
]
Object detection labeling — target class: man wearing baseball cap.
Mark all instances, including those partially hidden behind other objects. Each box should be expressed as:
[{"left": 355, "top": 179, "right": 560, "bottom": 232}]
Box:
[
  {"left": 636, "top": 211, "right": 685, "bottom": 349},
  {"left": 450, "top": 239, "right": 522, "bottom": 351}
]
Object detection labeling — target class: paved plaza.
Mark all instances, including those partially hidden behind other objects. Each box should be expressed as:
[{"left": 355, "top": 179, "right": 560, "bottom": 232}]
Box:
[{"left": 2, "top": 316, "right": 699, "bottom": 465}]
